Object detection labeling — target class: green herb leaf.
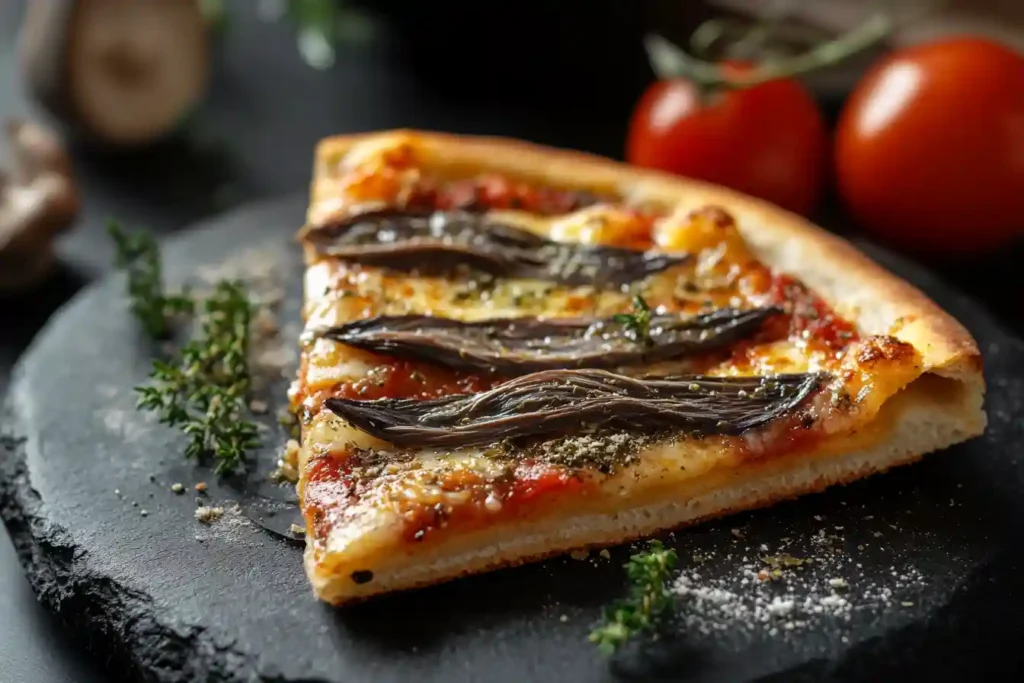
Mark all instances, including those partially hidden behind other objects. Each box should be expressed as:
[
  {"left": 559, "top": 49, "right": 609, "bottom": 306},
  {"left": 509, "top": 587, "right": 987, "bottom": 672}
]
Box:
[
  {"left": 589, "top": 541, "right": 678, "bottom": 653},
  {"left": 198, "top": 0, "right": 230, "bottom": 35},
  {"left": 613, "top": 294, "right": 653, "bottom": 347},
  {"left": 761, "top": 553, "right": 808, "bottom": 569},
  {"left": 135, "top": 280, "right": 259, "bottom": 475},
  {"left": 108, "top": 220, "right": 194, "bottom": 339}
]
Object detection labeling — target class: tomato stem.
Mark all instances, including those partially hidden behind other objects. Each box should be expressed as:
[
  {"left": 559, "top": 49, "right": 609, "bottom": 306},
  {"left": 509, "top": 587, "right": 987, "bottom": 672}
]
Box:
[{"left": 645, "top": 11, "right": 894, "bottom": 89}]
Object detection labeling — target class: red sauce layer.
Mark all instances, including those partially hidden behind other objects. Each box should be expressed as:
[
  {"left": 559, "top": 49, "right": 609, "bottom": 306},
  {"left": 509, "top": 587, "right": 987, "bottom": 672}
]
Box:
[{"left": 303, "top": 450, "right": 595, "bottom": 547}]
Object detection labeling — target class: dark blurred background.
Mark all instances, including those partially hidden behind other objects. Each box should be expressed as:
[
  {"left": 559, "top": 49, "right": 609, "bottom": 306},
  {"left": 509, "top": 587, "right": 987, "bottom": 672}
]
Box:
[{"left": 0, "top": 1, "right": 1022, "bottom": 681}]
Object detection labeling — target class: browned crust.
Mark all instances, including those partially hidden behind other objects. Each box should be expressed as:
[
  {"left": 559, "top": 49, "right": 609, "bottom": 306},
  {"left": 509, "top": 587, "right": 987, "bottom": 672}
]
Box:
[{"left": 309, "top": 129, "right": 982, "bottom": 386}]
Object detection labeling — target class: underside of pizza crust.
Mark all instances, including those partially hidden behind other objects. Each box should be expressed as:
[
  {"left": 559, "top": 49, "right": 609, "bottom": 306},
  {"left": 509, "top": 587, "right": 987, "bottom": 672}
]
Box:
[{"left": 298, "top": 130, "right": 986, "bottom": 604}]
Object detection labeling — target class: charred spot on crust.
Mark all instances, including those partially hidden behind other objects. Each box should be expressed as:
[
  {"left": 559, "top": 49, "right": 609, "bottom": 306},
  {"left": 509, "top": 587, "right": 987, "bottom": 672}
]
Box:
[{"left": 350, "top": 570, "right": 374, "bottom": 584}]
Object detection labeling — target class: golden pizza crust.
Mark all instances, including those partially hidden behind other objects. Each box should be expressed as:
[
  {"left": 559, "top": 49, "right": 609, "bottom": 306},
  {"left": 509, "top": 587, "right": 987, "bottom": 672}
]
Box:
[{"left": 301, "top": 130, "right": 986, "bottom": 605}]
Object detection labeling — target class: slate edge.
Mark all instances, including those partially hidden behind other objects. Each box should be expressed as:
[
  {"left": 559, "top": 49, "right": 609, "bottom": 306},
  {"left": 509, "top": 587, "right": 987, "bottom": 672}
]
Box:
[{"left": 0, "top": 399, "right": 319, "bottom": 683}]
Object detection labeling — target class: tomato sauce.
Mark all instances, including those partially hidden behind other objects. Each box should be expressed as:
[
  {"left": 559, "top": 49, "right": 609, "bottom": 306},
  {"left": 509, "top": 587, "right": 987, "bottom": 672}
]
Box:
[
  {"left": 324, "top": 359, "right": 496, "bottom": 402},
  {"left": 766, "top": 273, "right": 859, "bottom": 349},
  {"left": 408, "top": 173, "right": 606, "bottom": 216},
  {"left": 396, "top": 460, "right": 594, "bottom": 544}
]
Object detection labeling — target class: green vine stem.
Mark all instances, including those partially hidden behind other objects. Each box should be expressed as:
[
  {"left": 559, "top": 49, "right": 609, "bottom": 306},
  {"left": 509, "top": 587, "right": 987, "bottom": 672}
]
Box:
[
  {"left": 646, "top": 0, "right": 955, "bottom": 91},
  {"left": 644, "top": 10, "right": 894, "bottom": 90}
]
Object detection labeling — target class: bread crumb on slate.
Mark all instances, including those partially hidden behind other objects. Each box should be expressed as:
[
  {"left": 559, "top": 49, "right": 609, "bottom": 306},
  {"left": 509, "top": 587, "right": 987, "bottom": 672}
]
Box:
[
  {"left": 194, "top": 481, "right": 208, "bottom": 493},
  {"left": 569, "top": 549, "right": 589, "bottom": 561},
  {"left": 195, "top": 506, "right": 225, "bottom": 524},
  {"left": 171, "top": 483, "right": 184, "bottom": 494},
  {"left": 271, "top": 439, "right": 301, "bottom": 483},
  {"left": 140, "top": 509, "right": 149, "bottom": 517},
  {"left": 289, "top": 524, "right": 306, "bottom": 536}
]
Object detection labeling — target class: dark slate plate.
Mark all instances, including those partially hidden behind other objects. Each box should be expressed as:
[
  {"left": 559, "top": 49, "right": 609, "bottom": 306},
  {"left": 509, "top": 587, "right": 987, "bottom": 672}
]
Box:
[{"left": 3, "top": 195, "right": 1024, "bottom": 683}]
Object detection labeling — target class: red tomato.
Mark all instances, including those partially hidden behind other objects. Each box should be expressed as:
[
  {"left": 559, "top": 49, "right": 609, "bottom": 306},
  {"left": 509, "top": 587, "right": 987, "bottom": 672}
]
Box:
[
  {"left": 836, "top": 38, "right": 1024, "bottom": 255},
  {"left": 626, "top": 67, "right": 828, "bottom": 216}
]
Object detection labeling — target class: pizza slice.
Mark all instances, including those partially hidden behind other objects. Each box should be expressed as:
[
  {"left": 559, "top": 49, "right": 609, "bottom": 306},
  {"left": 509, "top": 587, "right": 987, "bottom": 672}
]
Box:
[{"left": 290, "top": 130, "right": 986, "bottom": 605}]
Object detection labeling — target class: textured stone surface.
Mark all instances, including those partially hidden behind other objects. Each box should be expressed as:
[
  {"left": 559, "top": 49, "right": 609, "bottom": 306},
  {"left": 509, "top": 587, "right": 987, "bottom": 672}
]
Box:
[{"left": 2, "top": 195, "right": 1024, "bottom": 682}]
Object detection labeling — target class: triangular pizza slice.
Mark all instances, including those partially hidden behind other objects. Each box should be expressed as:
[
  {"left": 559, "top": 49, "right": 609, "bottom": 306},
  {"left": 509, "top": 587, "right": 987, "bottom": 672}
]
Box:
[{"left": 290, "top": 131, "right": 985, "bottom": 604}]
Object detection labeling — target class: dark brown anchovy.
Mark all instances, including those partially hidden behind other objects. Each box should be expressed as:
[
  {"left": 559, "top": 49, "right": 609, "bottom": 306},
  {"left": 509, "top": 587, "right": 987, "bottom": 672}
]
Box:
[
  {"left": 324, "top": 369, "right": 828, "bottom": 449},
  {"left": 302, "top": 210, "right": 688, "bottom": 287},
  {"left": 316, "top": 307, "right": 782, "bottom": 375}
]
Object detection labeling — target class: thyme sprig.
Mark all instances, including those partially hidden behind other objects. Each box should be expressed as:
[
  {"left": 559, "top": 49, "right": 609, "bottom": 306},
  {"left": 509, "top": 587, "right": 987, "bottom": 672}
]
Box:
[
  {"left": 136, "top": 280, "right": 259, "bottom": 475},
  {"left": 590, "top": 541, "right": 679, "bottom": 653},
  {"left": 613, "top": 294, "right": 653, "bottom": 346},
  {"left": 109, "top": 220, "right": 194, "bottom": 339}
]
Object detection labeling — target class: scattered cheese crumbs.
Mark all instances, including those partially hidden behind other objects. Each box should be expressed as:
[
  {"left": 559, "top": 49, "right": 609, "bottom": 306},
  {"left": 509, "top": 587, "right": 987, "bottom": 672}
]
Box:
[
  {"left": 194, "top": 482, "right": 208, "bottom": 493},
  {"left": 671, "top": 531, "right": 927, "bottom": 638},
  {"left": 289, "top": 524, "right": 306, "bottom": 536},
  {"left": 599, "top": 549, "right": 611, "bottom": 560},
  {"left": 901, "top": 601, "right": 914, "bottom": 607},
  {"left": 140, "top": 509, "right": 149, "bottom": 517},
  {"left": 569, "top": 549, "right": 589, "bottom": 561},
  {"left": 114, "top": 488, "right": 121, "bottom": 496},
  {"left": 731, "top": 528, "right": 744, "bottom": 539},
  {"left": 171, "top": 483, "right": 185, "bottom": 494},
  {"left": 195, "top": 506, "right": 225, "bottom": 524},
  {"left": 767, "top": 597, "right": 795, "bottom": 617},
  {"left": 272, "top": 439, "right": 301, "bottom": 483}
]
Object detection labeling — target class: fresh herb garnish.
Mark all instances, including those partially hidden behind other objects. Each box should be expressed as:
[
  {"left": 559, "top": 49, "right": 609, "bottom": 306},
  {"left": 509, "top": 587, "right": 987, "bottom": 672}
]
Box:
[
  {"left": 613, "top": 294, "right": 653, "bottom": 346},
  {"left": 759, "top": 553, "right": 809, "bottom": 580},
  {"left": 109, "top": 220, "right": 194, "bottom": 339},
  {"left": 136, "top": 280, "right": 259, "bottom": 475},
  {"left": 762, "top": 553, "right": 808, "bottom": 569},
  {"left": 589, "top": 541, "right": 678, "bottom": 653}
]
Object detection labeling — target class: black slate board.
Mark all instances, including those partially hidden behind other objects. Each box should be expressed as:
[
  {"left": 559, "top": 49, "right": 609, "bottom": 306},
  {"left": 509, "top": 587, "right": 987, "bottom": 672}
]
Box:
[{"left": 3, "top": 195, "right": 1024, "bottom": 683}]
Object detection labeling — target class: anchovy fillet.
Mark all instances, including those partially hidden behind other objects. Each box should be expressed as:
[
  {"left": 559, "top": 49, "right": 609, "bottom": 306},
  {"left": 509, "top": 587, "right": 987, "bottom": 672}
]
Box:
[
  {"left": 324, "top": 369, "right": 827, "bottom": 449},
  {"left": 303, "top": 210, "right": 688, "bottom": 287},
  {"left": 317, "top": 307, "right": 781, "bottom": 374}
]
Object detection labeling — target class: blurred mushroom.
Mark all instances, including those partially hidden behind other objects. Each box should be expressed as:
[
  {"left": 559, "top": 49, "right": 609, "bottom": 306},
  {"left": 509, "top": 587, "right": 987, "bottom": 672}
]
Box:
[
  {"left": 0, "top": 119, "right": 80, "bottom": 292},
  {"left": 19, "top": 0, "right": 211, "bottom": 146}
]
